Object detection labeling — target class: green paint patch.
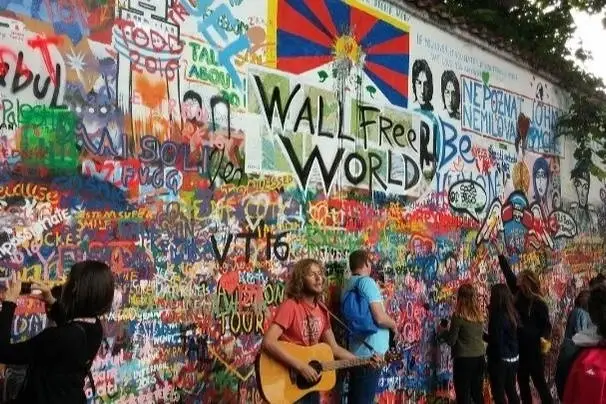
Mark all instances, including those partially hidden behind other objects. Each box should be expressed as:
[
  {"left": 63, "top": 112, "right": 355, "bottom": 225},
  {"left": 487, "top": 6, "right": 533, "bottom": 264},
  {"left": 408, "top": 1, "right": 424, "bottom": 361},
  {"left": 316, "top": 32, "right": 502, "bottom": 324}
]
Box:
[{"left": 19, "top": 107, "right": 79, "bottom": 174}]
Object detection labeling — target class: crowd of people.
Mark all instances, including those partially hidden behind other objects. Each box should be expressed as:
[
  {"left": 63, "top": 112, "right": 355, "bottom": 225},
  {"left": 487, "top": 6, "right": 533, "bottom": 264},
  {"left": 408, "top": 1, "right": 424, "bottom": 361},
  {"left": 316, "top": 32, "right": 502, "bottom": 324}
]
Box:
[
  {"left": 262, "top": 245, "right": 606, "bottom": 404},
  {"left": 0, "top": 246, "right": 602, "bottom": 403}
]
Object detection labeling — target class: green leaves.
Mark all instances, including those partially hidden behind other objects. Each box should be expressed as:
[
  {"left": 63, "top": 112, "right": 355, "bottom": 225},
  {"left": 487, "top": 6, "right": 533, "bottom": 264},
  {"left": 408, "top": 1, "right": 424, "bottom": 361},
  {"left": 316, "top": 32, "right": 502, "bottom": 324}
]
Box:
[{"left": 444, "top": 0, "right": 606, "bottom": 179}]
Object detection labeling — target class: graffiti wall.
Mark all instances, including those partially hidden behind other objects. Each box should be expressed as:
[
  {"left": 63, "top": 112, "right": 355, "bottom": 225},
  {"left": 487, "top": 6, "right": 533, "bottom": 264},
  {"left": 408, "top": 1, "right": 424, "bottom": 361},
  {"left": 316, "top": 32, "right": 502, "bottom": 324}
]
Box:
[{"left": 0, "top": 0, "right": 602, "bottom": 402}]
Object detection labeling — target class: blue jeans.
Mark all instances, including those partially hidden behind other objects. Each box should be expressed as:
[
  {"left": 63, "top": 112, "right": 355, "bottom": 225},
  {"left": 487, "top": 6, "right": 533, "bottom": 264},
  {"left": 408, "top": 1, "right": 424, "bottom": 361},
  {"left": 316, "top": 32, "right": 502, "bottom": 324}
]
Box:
[
  {"left": 347, "top": 366, "right": 381, "bottom": 404},
  {"left": 295, "top": 391, "right": 320, "bottom": 404}
]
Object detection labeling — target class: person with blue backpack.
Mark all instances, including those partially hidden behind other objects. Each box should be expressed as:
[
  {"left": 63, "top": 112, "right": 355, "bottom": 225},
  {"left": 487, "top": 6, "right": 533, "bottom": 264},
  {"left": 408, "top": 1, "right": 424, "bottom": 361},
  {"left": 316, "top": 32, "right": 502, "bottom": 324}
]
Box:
[{"left": 341, "top": 250, "right": 397, "bottom": 404}]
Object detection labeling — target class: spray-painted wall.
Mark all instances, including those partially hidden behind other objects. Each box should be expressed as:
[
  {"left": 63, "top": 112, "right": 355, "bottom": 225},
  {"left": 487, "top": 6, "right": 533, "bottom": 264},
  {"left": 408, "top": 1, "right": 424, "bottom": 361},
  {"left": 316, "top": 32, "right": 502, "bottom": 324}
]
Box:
[{"left": 0, "top": 0, "right": 602, "bottom": 402}]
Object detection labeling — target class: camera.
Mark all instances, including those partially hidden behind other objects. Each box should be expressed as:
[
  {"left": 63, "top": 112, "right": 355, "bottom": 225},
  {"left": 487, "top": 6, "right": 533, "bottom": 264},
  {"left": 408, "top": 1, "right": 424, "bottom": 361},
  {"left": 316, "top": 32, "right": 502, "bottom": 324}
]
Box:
[{"left": 51, "top": 285, "right": 63, "bottom": 299}]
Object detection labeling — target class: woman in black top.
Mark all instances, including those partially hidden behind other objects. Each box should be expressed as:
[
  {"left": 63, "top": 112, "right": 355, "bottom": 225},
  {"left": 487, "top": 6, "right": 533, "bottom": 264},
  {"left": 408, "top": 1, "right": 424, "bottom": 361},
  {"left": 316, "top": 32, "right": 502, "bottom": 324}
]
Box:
[
  {"left": 486, "top": 283, "right": 520, "bottom": 404},
  {"left": 0, "top": 260, "right": 114, "bottom": 403},
  {"left": 497, "top": 248, "right": 553, "bottom": 404}
]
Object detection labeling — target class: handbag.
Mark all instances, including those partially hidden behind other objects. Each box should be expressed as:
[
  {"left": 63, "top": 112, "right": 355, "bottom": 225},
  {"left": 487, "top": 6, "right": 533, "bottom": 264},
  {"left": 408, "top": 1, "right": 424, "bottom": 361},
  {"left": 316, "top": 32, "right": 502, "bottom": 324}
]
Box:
[{"left": 2, "top": 365, "right": 27, "bottom": 403}]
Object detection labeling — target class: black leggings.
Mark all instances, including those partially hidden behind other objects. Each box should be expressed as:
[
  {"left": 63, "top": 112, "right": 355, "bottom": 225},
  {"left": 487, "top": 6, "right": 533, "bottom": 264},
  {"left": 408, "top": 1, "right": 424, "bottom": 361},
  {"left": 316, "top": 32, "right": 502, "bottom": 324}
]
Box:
[
  {"left": 518, "top": 354, "right": 552, "bottom": 404},
  {"left": 488, "top": 358, "right": 520, "bottom": 404},
  {"left": 453, "top": 356, "right": 485, "bottom": 404}
]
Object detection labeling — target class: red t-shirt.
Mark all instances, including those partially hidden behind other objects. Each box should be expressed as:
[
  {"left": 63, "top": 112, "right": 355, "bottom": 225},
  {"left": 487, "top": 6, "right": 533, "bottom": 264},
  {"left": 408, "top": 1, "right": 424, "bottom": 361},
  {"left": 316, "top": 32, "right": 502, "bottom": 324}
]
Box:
[{"left": 272, "top": 299, "right": 331, "bottom": 346}]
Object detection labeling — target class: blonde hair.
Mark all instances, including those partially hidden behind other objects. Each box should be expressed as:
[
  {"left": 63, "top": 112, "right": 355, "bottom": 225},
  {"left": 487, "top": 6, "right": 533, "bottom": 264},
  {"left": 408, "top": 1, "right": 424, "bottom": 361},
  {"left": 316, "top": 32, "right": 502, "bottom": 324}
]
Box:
[
  {"left": 455, "top": 283, "right": 484, "bottom": 323},
  {"left": 285, "top": 258, "right": 325, "bottom": 300}
]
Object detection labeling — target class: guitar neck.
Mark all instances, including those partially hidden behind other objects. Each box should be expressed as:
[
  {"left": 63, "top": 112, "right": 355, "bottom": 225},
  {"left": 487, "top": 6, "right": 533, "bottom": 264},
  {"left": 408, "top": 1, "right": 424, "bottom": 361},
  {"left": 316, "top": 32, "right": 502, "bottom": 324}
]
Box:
[{"left": 321, "top": 357, "right": 373, "bottom": 371}]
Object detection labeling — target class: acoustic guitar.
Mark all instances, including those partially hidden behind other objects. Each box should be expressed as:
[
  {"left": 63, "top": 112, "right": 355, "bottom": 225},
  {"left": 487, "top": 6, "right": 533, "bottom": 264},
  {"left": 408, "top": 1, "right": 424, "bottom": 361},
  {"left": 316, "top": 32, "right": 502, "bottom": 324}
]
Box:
[{"left": 255, "top": 342, "right": 402, "bottom": 404}]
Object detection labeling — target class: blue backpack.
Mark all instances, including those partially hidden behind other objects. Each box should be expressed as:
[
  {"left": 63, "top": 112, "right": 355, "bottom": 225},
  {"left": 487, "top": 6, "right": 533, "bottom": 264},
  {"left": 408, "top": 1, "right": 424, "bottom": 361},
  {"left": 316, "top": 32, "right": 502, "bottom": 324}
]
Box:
[{"left": 341, "top": 277, "right": 378, "bottom": 338}]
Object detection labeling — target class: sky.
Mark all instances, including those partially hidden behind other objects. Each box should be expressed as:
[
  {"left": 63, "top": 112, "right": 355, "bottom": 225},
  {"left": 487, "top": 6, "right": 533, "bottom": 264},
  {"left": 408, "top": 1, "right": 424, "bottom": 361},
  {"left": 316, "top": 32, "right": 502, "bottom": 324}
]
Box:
[{"left": 569, "top": 11, "right": 606, "bottom": 82}]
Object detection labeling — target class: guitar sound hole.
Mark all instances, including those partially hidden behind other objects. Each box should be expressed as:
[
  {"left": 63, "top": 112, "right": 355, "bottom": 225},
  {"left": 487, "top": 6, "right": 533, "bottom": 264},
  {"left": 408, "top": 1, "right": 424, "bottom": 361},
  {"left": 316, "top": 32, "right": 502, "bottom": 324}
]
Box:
[{"left": 295, "top": 360, "right": 323, "bottom": 389}]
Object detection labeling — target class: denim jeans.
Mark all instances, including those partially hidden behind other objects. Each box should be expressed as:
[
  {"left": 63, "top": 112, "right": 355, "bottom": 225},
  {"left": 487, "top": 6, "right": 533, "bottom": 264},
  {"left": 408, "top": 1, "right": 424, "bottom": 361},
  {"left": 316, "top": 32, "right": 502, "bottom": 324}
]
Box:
[
  {"left": 295, "top": 391, "right": 320, "bottom": 404},
  {"left": 347, "top": 366, "right": 381, "bottom": 404}
]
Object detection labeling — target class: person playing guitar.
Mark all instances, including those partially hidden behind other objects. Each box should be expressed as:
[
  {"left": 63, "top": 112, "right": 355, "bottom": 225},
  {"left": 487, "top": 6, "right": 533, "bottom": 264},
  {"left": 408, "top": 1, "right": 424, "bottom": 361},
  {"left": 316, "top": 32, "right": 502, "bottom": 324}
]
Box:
[{"left": 261, "top": 258, "right": 382, "bottom": 404}]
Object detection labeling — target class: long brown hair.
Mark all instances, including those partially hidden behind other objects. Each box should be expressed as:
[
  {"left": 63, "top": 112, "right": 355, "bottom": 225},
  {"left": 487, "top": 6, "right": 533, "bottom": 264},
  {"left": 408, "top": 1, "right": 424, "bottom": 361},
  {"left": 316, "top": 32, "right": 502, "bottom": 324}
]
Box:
[
  {"left": 518, "top": 270, "right": 544, "bottom": 301},
  {"left": 490, "top": 283, "right": 519, "bottom": 328},
  {"left": 455, "top": 283, "right": 484, "bottom": 323},
  {"left": 284, "top": 258, "right": 325, "bottom": 300}
]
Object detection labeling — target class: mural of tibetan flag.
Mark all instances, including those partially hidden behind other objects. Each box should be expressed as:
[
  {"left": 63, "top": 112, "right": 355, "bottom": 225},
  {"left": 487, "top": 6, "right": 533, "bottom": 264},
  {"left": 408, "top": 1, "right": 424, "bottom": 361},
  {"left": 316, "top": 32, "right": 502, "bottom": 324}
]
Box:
[{"left": 267, "top": 0, "right": 410, "bottom": 108}]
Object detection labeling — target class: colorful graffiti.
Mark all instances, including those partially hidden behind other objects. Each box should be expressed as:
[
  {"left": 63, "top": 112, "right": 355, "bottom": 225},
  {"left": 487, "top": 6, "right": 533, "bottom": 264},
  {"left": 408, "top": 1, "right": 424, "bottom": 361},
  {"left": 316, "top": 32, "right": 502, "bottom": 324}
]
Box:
[{"left": 0, "top": 0, "right": 602, "bottom": 403}]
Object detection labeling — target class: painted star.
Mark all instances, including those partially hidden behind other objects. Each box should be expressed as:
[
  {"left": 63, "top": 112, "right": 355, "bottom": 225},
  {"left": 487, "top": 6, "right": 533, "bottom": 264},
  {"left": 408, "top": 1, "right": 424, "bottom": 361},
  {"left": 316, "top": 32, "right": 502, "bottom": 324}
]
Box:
[{"left": 65, "top": 48, "right": 87, "bottom": 84}]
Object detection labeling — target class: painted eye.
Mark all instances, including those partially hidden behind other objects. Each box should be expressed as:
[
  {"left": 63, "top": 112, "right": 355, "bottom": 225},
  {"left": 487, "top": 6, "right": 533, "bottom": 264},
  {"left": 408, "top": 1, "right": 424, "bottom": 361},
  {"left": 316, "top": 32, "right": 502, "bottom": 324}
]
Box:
[
  {"left": 88, "top": 107, "right": 94, "bottom": 113},
  {"left": 100, "top": 106, "right": 107, "bottom": 114},
  {"left": 75, "top": 107, "right": 82, "bottom": 113}
]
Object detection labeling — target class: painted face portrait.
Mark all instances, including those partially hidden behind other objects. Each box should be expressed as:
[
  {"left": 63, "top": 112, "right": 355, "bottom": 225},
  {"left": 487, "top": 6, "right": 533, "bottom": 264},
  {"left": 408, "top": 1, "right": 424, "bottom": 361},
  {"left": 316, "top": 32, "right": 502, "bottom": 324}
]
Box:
[
  {"left": 444, "top": 81, "right": 456, "bottom": 114},
  {"left": 415, "top": 71, "right": 431, "bottom": 105},
  {"left": 575, "top": 178, "right": 590, "bottom": 207},
  {"left": 535, "top": 168, "right": 548, "bottom": 198},
  {"left": 182, "top": 90, "right": 205, "bottom": 123},
  {"left": 440, "top": 70, "right": 460, "bottom": 119},
  {"left": 183, "top": 98, "right": 202, "bottom": 121},
  {"left": 532, "top": 158, "right": 550, "bottom": 203},
  {"left": 552, "top": 192, "right": 561, "bottom": 209},
  {"left": 412, "top": 59, "right": 434, "bottom": 111}
]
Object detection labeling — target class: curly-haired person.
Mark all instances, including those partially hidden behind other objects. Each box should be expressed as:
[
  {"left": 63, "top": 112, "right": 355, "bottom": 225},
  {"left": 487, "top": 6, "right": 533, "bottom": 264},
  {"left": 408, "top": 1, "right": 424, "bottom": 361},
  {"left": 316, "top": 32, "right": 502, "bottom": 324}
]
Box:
[{"left": 261, "top": 258, "right": 379, "bottom": 404}]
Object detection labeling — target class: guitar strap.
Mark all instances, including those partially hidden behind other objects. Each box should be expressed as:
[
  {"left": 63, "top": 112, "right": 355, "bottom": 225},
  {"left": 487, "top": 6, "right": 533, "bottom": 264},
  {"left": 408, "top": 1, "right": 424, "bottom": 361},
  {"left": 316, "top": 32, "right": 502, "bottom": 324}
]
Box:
[{"left": 318, "top": 302, "right": 377, "bottom": 353}]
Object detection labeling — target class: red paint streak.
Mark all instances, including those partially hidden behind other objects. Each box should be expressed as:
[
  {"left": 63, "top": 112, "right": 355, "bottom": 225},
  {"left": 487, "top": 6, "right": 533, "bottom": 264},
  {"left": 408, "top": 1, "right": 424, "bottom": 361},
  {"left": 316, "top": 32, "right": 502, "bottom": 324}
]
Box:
[
  {"left": 26, "top": 35, "right": 63, "bottom": 86},
  {"left": 83, "top": 159, "right": 122, "bottom": 186},
  {"left": 15, "top": 297, "right": 46, "bottom": 316},
  {"left": 0, "top": 47, "right": 30, "bottom": 77},
  {"left": 237, "top": 283, "right": 263, "bottom": 309},
  {"left": 218, "top": 271, "right": 238, "bottom": 294},
  {"left": 168, "top": 1, "right": 189, "bottom": 25},
  {"left": 403, "top": 207, "right": 477, "bottom": 233}
]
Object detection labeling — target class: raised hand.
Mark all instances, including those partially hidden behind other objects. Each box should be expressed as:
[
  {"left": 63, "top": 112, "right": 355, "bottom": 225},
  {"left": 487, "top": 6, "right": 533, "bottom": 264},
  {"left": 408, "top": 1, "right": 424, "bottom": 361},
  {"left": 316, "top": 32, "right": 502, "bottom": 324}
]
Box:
[
  {"left": 4, "top": 272, "right": 21, "bottom": 303},
  {"left": 31, "top": 281, "right": 56, "bottom": 305}
]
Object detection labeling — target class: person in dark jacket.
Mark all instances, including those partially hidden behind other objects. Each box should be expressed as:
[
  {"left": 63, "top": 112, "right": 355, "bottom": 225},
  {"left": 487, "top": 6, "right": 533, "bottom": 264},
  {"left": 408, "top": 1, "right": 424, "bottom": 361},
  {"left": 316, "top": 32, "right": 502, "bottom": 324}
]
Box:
[
  {"left": 497, "top": 247, "right": 552, "bottom": 404},
  {"left": 564, "top": 290, "right": 591, "bottom": 341},
  {"left": 486, "top": 283, "right": 520, "bottom": 404},
  {"left": 0, "top": 260, "right": 114, "bottom": 403}
]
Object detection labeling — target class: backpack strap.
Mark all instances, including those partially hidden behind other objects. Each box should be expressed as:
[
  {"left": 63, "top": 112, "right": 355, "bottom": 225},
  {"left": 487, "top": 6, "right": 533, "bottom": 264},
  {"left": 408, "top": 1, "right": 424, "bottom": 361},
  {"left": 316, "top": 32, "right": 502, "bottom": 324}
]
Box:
[{"left": 72, "top": 322, "right": 96, "bottom": 398}]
